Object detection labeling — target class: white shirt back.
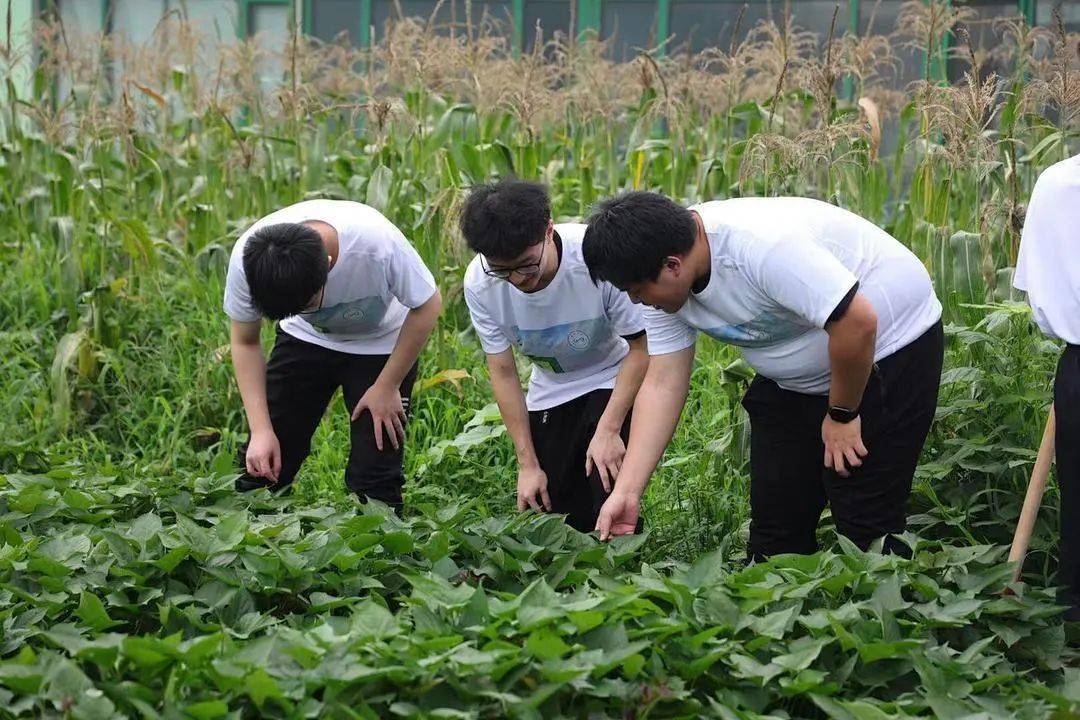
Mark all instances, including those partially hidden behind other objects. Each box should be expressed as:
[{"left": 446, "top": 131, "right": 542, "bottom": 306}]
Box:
[
  {"left": 224, "top": 200, "right": 437, "bottom": 354},
  {"left": 464, "top": 224, "right": 646, "bottom": 411},
  {"left": 1014, "top": 155, "right": 1080, "bottom": 345},
  {"left": 645, "top": 197, "right": 942, "bottom": 394}
]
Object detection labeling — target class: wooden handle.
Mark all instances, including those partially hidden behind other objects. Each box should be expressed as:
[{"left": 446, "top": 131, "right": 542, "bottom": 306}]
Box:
[{"left": 1007, "top": 406, "right": 1057, "bottom": 584}]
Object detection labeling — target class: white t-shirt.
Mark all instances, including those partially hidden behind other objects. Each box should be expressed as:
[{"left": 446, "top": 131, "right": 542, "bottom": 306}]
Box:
[
  {"left": 224, "top": 200, "right": 437, "bottom": 355},
  {"left": 646, "top": 197, "right": 943, "bottom": 394},
  {"left": 464, "top": 224, "right": 646, "bottom": 411},
  {"left": 1013, "top": 154, "right": 1080, "bottom": 345}
]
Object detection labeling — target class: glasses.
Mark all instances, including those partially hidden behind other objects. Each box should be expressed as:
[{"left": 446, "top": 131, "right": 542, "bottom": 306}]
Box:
[
  {"left": 298, "top": 285, "right": 326, "bottom": 315},
  {"left": 481, "top": 238, "right": 547, "bottom": 280}
]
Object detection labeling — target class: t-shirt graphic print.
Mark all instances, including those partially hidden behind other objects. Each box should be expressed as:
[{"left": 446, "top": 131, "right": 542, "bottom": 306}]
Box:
[
  {"left": 700, "top": 309, "right": 808, "bottom": 348},
  {"left": 464, "top": 223, "right": 646, "bottom": 411},
  {"left": 224, "top": 199, "right": 437, "bottom": 355},
  {"left": 304, "top": 296, "right": 389, "bottom": 335},
  {"left": 513, "top": 315, "right": 624, "bottom": 375}
]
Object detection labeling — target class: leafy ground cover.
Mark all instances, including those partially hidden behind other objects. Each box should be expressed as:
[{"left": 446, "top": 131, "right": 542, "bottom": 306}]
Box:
[
  {"left": 2, "top": 2, "right": 1080, "bottom": 716},
  {"left": 0, "top": 460, "right": 1077, "bottom": 718}
]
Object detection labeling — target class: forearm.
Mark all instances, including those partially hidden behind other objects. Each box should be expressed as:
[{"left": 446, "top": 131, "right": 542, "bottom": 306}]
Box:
[
  {"left": 597, "top": 339, "right": 649, "bottom": 432},
  {"left": 376, "top": 292, "right": 442, "bottom": 389},
  {"left": 232, "top": 340, "right": 272, "bottom": 435},
  {"left": 613, "top": 360, "right": 691, "bottom": 498},
  {"left": 826, "top": 302, "right": 877, "bottom": 410},
  {"left": 488, "top": 362, "right": 539, "bottom": 468}
]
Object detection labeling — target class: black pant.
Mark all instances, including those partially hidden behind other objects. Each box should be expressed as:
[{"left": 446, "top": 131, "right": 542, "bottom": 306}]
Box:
[
  {"left": 235, "top": 328, "right": 418, "bottom": 507},
  {"left": 529, "top": 389, "right": 632, "bottom": 532},
  {"left": 741, "top": 321, "right": 944, "bottom": 559},
  {"left": 1055, "top": 345, "right": 1080, "bottom": 618}
]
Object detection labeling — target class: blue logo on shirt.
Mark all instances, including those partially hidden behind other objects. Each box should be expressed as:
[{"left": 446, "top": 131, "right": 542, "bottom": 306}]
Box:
[
  {"left": 512, "top": 316, "right": 619, "bottom": 374},
  {"left": 702, "top": 312, "right": 808, "bottom": 347},
  {"left": 305, "top": 296, "right": 388, "bottom": 334}
]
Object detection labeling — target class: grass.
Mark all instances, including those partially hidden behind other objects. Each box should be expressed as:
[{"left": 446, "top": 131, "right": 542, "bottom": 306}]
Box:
[{"left": 0, "top": 1, "right": 1078, "bottom": 715}]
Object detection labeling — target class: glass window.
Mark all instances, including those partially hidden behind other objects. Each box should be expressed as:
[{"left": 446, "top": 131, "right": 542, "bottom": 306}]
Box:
[
  {"left": 112, "top": 0, "right": 167, "bottom": 46},
  {"left": 371, "top": 0, "right": 441, "bottom": 38},
  {"left": 860, "top": 0, "right": 920, "bottom": 86},
  {"left": 789, "top": 0, "right": 851, "bottom": 48},
  {"left": 947, "top": 0, "right": 1022, "bottom": 82},
  {"left": 601, "top": 0, "right": 658, "bottom": 61},
  {"left": 669, "top": 1, "right": 772, "bottom": 55},
  {"left": 312, "top": 0, "right": 360, "bottom": 44},
  {"left": 1037, "top": 0, "right": 1080, "bottom": 33},
  {"left": 523, "top": 0, "right": 570, "bottom": 53},
  {"left": 56, "top": 0, "right": 105, "bottom": 38},
  {"left": 179, "top": 0, "right": 240, "bottom": 42},
  {"left": 250, "top": 3, "right": 291, "bottom": 90}
]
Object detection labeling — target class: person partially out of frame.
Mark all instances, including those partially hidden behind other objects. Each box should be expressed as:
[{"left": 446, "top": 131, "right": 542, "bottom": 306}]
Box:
[
  {"left": 1014, "top": 153, "right": 1080, "bottom": 621},
  {"left": 583, "top": 193, "right": 944, "bottom": 558},
  {"left": 224, "top": 199, "right": 442, "bottom": 508},
  {"left": 460, "top": 180, "right": 649, "bottom": 531}
]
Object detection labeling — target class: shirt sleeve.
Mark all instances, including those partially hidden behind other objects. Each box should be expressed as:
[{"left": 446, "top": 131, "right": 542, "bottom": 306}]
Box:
[
  {"left": 385, "top": 229, "right": 439, "bottom": 309},
  {"left": 752, "top": 238, "right": 858, "bottom": 329},
  {"left": 464, "top": 288, "right": 512, "bottom": 355},
  {"left": 644, "top": 307, "right": 697, "bottom": 356},
  {"left": 223, "top": 241, "right": 262, "bottom": 323},
  {"left": 602, "top": 282, "right": 646, "bottom": 337}
]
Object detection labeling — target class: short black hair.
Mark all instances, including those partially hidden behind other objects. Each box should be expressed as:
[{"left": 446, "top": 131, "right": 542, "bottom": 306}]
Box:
[
  {"left": 242, "top": 222, "right": 328, "bottom": 320},
  {"left": 583, "top": 192, "right": 696, "bottom": 288},
  {"left": 459, "top": 180, "right": 551, "bottom": 260}
]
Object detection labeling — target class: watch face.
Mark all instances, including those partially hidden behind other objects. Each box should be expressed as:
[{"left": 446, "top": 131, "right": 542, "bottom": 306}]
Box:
[{"left": 829, "top": 406, "right": 858, "bottom": 423}]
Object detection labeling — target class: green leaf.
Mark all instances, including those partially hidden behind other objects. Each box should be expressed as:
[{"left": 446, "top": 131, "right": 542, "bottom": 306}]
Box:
[
  {"left": 366, "top": 165, "right": 394, "bottom": 212},
  {"left": 244, "top": 668, "right": 284, "bottom": 709},
  {"left": 75, "top": 593, "right": 116, "bottom": 632},
  {"left": 525, "top": 630, "right": 571, "bottom": 660},
  {"left": 185, "top": 700, "right": 229, "bottom": 719}
]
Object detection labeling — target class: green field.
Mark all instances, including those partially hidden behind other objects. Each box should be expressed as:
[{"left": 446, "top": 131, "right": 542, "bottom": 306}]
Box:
[{"left": 1, "top": 3, "right": 1079, "bottom": 717}]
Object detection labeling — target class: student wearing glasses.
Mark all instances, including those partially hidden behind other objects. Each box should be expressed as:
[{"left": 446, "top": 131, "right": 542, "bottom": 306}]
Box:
[
  {"left": 460, "top": 180, "right": 649, "bottom": 530},
  {"left": 224, "top": 200, "right": 442, "bottom": 508}
]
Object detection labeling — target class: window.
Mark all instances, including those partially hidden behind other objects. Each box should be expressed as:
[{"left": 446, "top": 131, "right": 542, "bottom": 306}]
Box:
[
  {"left": 668, "top": 1, "right": 772, "bottom": 55},
  {"left": 601, "top": 0, "right": 658, "bottom": 61},
  {"left": 523, "top": 0, "right": 570, "bottom": 54}
]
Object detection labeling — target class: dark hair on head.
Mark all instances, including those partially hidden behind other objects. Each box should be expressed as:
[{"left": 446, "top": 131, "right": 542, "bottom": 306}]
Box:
[
  {"left": 242, "top": 222, "right": 328, "bottom": 320},
  {"left": 582, "top": 192, "right": 696, "bottom": 288},
  {"left": 459, "top": 179, "right": 551, "bottom": 260}
]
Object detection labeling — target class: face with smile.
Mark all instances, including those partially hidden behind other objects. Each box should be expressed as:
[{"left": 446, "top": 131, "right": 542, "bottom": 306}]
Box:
[{"left": 619, "top": 255, "right": 697, "bottom": 313}]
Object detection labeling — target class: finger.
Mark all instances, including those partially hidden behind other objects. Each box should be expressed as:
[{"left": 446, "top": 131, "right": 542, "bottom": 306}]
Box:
[
  {"left": 585, "top": 453, "right": 594, "bottom": 477},
  {"left": 833, "top": 449, "right": 850, "bottom": 477},
  {"left": 856, "top": 438, "right": 869, "bottom": 458},
  {"left": 823, "top": 447, "right": 833, "bottom": 470},
  {"left": 597, "top": 510, "right": 611, "bottom": 541},
  {"left": 540, "top": 486, "right": 552, "bottom": 511},
  {"left": 379, "top": 417, "right": 393, "bottom": 452},
  {"left": 391, "top": 415, "right": 406, "bottom": 448},
  {"left": 373, "top": 417, "right": 385, "bottom": 452},
  {"left": 844, "top": 446, "right": 863, "bottom": 469},
  {"left": 517, "top": 494, "right": 526, "bottom": 512},
  {"left": 384, "top": 416, "right": 400, "bottom": 451},
  {"left": 246, "top": 456, "right": 257, "bottom": 476},
  {"left": 598, "top": 463, "right": 612, "bottom": 494},
  {"left": 526, "top": 492, "right": 542, "bottom": 512},
  {"left": 270, "top": 447, "right": 282, "bottom": 480}
]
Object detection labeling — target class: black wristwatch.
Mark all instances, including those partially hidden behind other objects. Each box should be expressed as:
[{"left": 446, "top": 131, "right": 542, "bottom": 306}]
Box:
[{"left": 828, "top": 405, "right": 860, "bottom": 424}]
